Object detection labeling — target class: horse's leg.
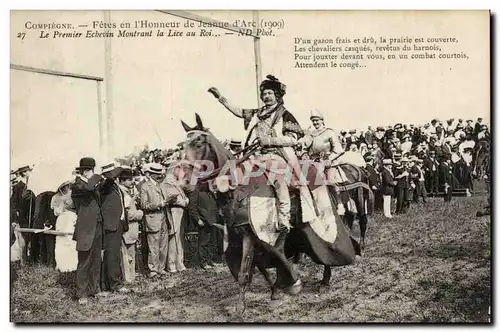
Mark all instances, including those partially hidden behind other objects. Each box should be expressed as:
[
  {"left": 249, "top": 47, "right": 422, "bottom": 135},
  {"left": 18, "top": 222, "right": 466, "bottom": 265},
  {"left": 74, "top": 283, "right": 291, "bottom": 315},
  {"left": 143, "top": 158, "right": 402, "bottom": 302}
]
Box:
[
  {"left": 256, "top": 261, "right": 282, "bottom": 301},
  {"left": 344, "top": 210, "right": 355, "bottom": 230},
  {"left": 319, "top": 265, "right": 332, "bottom": 293},
  {"left": 358, "top": 214, "right": 368, "bottom": 250},
  {"left": 235, "top": 229, "right": 255, "bottom": 317},
  {"left": 354, "top": 188, "right": 367, "bottom": 250}
]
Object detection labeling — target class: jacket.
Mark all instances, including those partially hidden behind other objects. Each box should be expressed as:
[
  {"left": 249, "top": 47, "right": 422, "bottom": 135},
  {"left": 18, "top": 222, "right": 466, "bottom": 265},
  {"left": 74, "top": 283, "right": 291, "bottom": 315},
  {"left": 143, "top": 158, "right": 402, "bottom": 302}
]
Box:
[
  {"left": 11, "top": 180, "right": 36, "bottom": 227},
  {"left": 71, "top": 174, "right": 104, "bottom": 251},
  {"left": 120, "top": 184, "right": 143, "bottom": 244},
  {"left": 139, "top": 177, "right": 166, "bottom": 232},
  {"left": 100, "top": 179, "right": 127, "bottom": 232},
  {"left": 381, "top": 167, "right": 396, "bottom": 196},
  {"left": 162, "top": 177, "right": 189, "bottom": 235},
  {"left": 32, "top": 191, "right": 56, "bottom": 229},
  {"left": 365, "top": 163, "right": 380, "bottom": 189}
]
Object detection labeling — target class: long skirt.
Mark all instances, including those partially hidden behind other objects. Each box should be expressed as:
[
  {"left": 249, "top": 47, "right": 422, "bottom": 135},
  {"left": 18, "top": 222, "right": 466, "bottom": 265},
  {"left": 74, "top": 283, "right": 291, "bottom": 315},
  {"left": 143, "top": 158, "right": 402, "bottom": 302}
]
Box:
[{"left": 55, "top": 211, "right": 78, "bottom": 273}]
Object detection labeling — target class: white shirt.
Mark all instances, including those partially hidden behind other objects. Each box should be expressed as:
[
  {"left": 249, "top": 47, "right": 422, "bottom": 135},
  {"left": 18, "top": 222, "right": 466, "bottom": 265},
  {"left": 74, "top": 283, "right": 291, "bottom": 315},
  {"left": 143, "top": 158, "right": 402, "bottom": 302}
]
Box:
[
  {"left": 341, "top": 151, "right": 367, "bottom": 167},
  {"left": 459, "top": 140, "right": 475, "bottom": 156},
  {"left": 401, "top": 142, "right": 413, "bottom": 154},
  {"left": 454, "top": 130, "right": 465, "bottom": 140},
  {"left": 415, "top": 166, "right": 425, "bottom": 182}
]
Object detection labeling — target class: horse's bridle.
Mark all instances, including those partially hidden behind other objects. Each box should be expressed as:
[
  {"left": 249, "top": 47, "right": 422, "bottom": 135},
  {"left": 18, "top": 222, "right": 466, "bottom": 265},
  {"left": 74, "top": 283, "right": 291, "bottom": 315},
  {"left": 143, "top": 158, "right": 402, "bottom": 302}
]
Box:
[{"left": 184, "top": 130, "right": 260, "bottom": 182}]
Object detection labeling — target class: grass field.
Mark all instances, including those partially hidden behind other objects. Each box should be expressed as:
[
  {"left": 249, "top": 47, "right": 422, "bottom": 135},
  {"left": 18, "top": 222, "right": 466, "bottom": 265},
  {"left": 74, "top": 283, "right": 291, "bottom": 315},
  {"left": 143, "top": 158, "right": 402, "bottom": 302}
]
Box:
[{"left": 10, "top": 191, "right": 491, "bottom": 323}]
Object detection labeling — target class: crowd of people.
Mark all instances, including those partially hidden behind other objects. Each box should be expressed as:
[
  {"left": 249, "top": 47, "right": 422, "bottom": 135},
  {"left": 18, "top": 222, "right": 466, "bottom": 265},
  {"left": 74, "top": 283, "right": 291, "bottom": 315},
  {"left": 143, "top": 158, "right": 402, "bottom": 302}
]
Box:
[
  {"left": 294, "top": 113, "right": 489, "bottom": 218},
  {"left": 10, "top": 158, "right": 225, "bottom": 305},
  {"left": 10, "top": 73, "right": 490, "bottom": 306}
]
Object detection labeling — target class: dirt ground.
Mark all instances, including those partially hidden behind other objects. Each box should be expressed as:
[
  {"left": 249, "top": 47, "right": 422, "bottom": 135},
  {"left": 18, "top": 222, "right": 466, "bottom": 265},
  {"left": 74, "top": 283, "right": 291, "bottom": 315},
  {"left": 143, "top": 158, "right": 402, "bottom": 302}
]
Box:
[{"left": 11, "top": 192, "right": 491, "bottom": 323}]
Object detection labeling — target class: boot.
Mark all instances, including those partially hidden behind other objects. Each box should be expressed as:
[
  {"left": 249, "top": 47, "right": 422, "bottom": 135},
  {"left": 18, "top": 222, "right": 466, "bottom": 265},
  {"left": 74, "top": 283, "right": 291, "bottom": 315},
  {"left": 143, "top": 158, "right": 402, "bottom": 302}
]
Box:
[
  {"left": 274, "top": 181, "right": 292, "bottom": 232},
  {"left": 330, "top": 184, "right": 344, "bottom": 215}
]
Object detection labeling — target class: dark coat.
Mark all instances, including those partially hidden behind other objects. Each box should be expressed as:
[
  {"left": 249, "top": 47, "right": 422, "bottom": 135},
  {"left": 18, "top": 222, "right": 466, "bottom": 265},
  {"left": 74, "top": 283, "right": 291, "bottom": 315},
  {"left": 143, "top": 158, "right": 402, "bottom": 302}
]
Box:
[
  {"left": 410, "top": 166, "right": 424, "bottom": 184},
  {"left": 364, "top": 130, "right": 374, "bottom": 146},
  {"left": 424, "top": 156, "right": 440, "bottom": 174},
  {"left": 395, "top": 166, "right": 410, "bottom": 189},
  {"left": 71, "top": 174, "right": 104, "bottom": 251},
  {"left": 185, "top": 185, "right": 218, "bottom": 227},
  {"left": 11, "top": 180, "right": 36, "bottom": 227},
  {"left": 440, "top": 162, "right": 454, "bottom": 189},
  {"left": 100, "top": 180, "right": 127, "bottom": 232},
  {"left": 373, "top": 149, "right": 385, "bottom": 166},
  {"left": 32, "top": 191, "right": 56, "bottom": 229},
  {"left": 474, "top": 122, "right": 481, "bottom": 136},
  {"left": 381, "top": 168, "right": 396, "bottom": 196},
  {"left": 365, "top": 163, "right": 380, "bottom": 189}
]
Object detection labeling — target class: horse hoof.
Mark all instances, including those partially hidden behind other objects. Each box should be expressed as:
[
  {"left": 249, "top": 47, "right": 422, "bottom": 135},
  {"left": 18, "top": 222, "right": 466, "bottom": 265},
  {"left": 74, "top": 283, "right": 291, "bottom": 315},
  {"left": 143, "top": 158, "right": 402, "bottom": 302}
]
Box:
[
  {"left": 271, "top": 290, "right": 284, "bottom": 301},
  {"left": 269, "top": 298, "right": 284, "bottom": 309},
  {"left": 285, "top": 279, "right": 303, "bottom": 295},
  {"left": 318, "top": 283, "right": 330, "bottom": 293},
  {"left": 235, "top": 302, "right": 246, "bottom": 317}
]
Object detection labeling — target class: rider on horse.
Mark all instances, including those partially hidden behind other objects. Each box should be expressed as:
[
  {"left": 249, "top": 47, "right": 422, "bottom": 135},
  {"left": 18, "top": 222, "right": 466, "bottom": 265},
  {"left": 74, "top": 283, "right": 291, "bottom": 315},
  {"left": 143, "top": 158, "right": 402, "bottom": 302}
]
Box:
[
  {"left": 208, "top": 75, "right": 319, "bottom": 233},
  {"left": 298, "top": 109, "right": 346, "bottom": 209}
]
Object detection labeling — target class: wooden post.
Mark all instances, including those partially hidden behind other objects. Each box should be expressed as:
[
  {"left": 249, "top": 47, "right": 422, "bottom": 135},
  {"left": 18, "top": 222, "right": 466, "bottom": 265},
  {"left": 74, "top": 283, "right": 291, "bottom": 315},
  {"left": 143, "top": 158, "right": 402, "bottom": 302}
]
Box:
[
  {"left": 104, "top": 10, "right": 114, "bottom": 159},
  {"left": 97, "top": 81, "right": 104, "bottom": 153},
  {"left": 253, "top": 11, "right": 263, "bottom": 108}
]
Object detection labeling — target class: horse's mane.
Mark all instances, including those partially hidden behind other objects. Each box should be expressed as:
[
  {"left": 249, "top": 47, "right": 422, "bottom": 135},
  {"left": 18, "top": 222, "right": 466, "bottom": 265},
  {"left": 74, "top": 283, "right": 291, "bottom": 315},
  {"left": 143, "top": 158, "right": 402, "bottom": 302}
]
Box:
[{"left": 187, "top": 129, "right": 235, "bottom": 170}]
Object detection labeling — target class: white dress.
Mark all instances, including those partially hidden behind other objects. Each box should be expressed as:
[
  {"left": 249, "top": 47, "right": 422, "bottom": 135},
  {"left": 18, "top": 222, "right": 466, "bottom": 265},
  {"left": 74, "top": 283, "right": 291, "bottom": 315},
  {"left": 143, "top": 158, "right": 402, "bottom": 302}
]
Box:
[
  {"left": 55, "top": 211, "right": 78, "bottom": 272},
  {"left": 52, "top": 193, "right": 78, "bottom": 273}
]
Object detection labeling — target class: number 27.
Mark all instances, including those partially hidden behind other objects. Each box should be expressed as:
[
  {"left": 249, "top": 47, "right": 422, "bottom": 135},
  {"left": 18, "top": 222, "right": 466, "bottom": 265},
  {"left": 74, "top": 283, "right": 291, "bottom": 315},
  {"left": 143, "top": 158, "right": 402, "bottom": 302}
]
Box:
[{"left": 17, "top": 32, "right": 26, "bottom": 40}]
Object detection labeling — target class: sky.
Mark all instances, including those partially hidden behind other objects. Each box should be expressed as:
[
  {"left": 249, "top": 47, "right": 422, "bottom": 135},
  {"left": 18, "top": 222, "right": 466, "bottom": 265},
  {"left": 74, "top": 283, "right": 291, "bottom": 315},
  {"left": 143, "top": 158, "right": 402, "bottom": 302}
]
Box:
[{"left": 10, "top": 10, "right": 489, "bottom": 191}]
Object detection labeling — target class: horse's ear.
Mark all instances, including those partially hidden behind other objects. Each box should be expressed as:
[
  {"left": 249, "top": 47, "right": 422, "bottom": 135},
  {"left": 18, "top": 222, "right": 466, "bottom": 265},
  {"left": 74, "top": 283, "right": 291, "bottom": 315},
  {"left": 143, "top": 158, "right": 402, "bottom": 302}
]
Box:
[
  {"left": 195, "top": 113, "right": 204, "bottom": 130},
  {"left": 181, "top": 120, "right": 192, "bottom": 132}
]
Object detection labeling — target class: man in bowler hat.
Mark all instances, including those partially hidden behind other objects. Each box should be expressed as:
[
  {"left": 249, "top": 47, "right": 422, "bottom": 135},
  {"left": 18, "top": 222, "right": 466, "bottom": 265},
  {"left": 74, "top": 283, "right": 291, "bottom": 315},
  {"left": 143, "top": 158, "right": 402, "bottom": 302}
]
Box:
[
  {"left": 71, "top": 157, "right": 105, "bottom": 305},
  {"left": 100, "top": 162, "right": 130, "bottom": 294}
]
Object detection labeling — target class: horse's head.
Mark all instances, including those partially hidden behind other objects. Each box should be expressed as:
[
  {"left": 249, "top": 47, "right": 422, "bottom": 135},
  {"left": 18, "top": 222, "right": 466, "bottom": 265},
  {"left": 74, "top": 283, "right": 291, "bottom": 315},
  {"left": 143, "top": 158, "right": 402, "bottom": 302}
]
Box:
[{"left": 181, "top": 113, "right": 235, "bottom": 180}]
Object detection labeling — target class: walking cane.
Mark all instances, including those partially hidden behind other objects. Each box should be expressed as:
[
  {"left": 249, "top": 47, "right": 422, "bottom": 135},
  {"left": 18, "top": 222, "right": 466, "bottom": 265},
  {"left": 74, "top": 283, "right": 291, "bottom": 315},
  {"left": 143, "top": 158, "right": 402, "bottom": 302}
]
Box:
[{"left": 25, "top": 171, "right": 33, "bottom": 265}]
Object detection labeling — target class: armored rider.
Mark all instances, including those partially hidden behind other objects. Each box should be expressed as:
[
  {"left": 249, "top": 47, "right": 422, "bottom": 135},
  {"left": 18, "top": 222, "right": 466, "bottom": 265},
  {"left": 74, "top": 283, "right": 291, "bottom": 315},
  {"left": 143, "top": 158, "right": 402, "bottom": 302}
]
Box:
[
  {"left": 299, "top": 109, "right": 346, "bottom": 208},
  {"left": 208, "top": 75, "right": 319, "bottom": 232}
]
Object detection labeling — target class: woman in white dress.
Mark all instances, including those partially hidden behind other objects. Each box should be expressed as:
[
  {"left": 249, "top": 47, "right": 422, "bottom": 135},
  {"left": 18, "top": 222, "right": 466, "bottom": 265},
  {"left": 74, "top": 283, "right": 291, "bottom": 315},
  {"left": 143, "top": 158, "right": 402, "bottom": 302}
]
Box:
[{"left": 51, "top": 181, "right": 78, "bottom": 273}]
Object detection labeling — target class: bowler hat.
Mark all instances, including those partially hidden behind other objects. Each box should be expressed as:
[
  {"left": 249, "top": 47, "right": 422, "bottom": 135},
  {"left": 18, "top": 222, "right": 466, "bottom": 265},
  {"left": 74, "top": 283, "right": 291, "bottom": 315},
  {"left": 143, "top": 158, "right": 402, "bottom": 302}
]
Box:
[{"left": 76, "top": 158, "right": 96, "bottom": 170}]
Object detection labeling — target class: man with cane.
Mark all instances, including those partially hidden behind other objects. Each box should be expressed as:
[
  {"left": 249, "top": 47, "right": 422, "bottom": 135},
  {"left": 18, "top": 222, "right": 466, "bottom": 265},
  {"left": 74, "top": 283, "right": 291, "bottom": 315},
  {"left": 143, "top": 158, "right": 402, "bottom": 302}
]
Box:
[{"left": 10, "top": 165, "right": 36, "bottom": 264}]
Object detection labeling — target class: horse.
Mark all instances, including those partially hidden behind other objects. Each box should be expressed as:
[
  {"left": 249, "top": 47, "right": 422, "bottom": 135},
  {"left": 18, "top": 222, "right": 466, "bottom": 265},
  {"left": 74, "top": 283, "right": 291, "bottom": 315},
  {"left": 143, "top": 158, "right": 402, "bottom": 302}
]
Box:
[
  {"left": 332, "top": 163, "right": 375, "bottom": 249},
  {"left": 472, "top": 140, "right": 490, "bottom": 180},
  {"left": 180, "top": 114, "right": 360, "bottom": 318}
]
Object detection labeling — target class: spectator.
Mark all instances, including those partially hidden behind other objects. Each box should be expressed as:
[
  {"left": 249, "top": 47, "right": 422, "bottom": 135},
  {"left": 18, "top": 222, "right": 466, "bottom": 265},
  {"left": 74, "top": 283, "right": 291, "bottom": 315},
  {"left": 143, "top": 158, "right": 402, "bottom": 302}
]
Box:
[
  {"left": 118, "top": 168, "right": 144, "bottom": 284},
  {"left": 162, "top": 161, "right": 190, "bottom": 273},
  {"left": 52, "top": 180, "right": 78, "bottom": 273},
  {"left": 71, "top": 157, "right": 105, "bottom": 305},
  {"left": 380, "top": 159, "right": 396, "bottom": 218},
  {"left": 140, "top": 163, "right": 169, "bottom": 278}
]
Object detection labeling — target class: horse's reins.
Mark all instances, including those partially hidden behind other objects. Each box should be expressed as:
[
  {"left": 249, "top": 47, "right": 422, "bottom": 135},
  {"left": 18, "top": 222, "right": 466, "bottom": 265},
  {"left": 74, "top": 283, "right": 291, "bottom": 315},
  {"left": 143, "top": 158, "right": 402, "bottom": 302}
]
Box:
[
  {"left": 203, "top": 142, "right": 261, "bottom": 181},
  {"left": 186, "top": 131, "right": 260, "bottom": 182}
]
